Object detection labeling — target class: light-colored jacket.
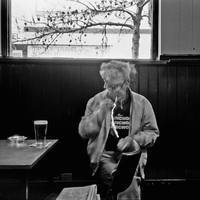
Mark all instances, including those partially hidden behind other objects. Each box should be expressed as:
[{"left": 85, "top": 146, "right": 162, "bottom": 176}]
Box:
[{"left": 78, "top": 87, "right": 159, "bottom": 178}]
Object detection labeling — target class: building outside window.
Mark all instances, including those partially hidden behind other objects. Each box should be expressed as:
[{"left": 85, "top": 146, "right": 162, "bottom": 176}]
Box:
[{"left": 11, "top": 0, "right": 153, "bottom": 59}]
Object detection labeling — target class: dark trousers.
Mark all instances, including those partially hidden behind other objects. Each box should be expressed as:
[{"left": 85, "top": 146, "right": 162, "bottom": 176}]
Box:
[{"left": 99, "top": 151, "right": 141, "bottom": 200}]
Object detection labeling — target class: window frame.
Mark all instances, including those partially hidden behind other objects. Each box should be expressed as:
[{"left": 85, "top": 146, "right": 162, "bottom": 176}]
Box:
[
  {"left": 1, "top": 0, "right": 159, "bottom": 60},
  {"left": 1, "top": 0, "right": 11, "bottom": 57}
]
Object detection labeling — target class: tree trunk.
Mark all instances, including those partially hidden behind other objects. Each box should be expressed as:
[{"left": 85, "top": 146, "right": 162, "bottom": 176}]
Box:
[
  {"left": 132, "top": 22, "right": 140, "bottom": 59},
  {"left": 131, "top": 2, "right": 146, "bottom": 59}
]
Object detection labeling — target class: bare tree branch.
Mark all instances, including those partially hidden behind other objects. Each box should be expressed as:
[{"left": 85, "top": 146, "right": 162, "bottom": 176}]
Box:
[{"left": 12, "top": 0, "right": 151, "bottom": 58}]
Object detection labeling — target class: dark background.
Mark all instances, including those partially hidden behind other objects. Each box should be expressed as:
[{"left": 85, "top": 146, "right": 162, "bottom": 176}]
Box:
[{"left": 0, "top": 58, "right": 200, "bottom": 181}]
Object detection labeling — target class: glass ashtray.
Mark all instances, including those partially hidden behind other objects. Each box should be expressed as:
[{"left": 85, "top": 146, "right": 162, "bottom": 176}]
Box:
[
  {"left": 8, "top": 135, "right": 27, "bottom": 147},
  {"left": 8, "top": 135, "right": 27, "bottom": 143}
]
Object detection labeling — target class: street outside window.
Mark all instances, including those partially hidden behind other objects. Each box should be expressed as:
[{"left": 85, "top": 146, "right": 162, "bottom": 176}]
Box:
[{"left": 11, "top": 0, "right": 153, "bottom": 59}]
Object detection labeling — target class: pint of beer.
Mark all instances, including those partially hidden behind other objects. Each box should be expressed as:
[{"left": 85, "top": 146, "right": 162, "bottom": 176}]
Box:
[{"left": 34, "top": 120, "right": 48, "bottom": 147}]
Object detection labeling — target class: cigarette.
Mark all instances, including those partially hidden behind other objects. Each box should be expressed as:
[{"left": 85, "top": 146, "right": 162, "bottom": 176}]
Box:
[{"left": 114, "top": 96, "right": 117, "bottom": 105}]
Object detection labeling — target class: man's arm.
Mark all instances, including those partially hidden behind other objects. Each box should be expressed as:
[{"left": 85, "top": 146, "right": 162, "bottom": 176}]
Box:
[
  {"left": 133, "top": 100, "right": 159, "bottom": 148},
  {"left": 78, "top": 97, "right": 114, "bottom": 139}
]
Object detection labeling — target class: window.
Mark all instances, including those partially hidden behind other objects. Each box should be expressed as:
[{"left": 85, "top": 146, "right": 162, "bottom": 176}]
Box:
[{"left": 10, "top": 0, "right": 155, "bottom": 59}]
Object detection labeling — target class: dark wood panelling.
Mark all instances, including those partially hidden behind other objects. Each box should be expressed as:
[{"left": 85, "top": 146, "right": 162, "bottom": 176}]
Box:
[{"left": 0, "top": 59, "right": 200, "bottom": 180}]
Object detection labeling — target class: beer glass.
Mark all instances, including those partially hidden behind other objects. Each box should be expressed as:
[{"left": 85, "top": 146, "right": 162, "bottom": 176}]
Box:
[{"left": 34, "top": 120, "right": 48, "bottom": 147}]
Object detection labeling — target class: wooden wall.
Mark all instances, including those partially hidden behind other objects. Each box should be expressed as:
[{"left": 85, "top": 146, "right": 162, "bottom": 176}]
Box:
[{"left": 0, "top": 58, "right": 200, "bottom": 180}]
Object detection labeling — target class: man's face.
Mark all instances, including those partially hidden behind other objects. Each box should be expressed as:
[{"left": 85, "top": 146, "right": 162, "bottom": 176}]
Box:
[{"left": 103, "top": 71, "right": 128, "bottom": 102}]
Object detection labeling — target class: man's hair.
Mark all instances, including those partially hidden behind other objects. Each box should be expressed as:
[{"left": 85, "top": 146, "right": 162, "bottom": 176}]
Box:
[{"left": 99, "top": 60, "right": 137, "bottom": 82}]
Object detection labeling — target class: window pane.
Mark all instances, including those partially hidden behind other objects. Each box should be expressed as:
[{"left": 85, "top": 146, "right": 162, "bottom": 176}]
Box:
[{"left": 11, "top": 0, "right": 152, "bottom": 59}]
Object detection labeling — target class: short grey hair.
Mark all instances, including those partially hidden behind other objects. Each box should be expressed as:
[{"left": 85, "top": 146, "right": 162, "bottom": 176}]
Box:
[{"left": 99, "top": 60, "right": 137, "bottom": 82}]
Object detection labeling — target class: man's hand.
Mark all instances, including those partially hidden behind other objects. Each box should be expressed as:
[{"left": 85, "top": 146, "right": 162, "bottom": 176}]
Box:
[
  {"left": 96, "top": 98, "right": 115, "bottom": 124},
  {"left": 117, "top": 136, "right": 140, "bottom": 152},
  {"left": 100, "top": 98, "right": 115, "bottom": 113}
]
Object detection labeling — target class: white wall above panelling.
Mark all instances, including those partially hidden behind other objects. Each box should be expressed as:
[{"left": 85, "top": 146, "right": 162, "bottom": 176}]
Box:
[
  {"left": 159, "top": 0, "right": 180, "bottom": 55},
  {"left": 192, "top": 0, "right": 200, "bottom": 54},
  {"left": 159, "top": 0, "right": 200, "bottom": 56},
  {"left": 0, "top": 1, "right": 1, "bottom": 56},
  {"left": 179, "top": 0, "right": 193, "bottom": 54}
]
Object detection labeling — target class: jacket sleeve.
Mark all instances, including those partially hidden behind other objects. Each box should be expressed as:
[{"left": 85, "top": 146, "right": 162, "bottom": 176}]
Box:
[
  {"left": 133, "top": 99, "right": 159, "bottom": 148},
  {"left": 78, "top": 97, "right": 104, "bottom": 139}
]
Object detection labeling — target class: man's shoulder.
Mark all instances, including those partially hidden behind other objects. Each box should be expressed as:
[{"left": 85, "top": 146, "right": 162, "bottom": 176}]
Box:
[
  {"left": 92, "top": 90, "right": 106, "bottom": 99},
  {"left": 87, "top": 90, "right": 106, "bottom": 104},
  {"left": 130, "top": 90, "right": 151, "bottom": 105},
  {"left": 130, "top": 90, "right": 147, "bottom": 101}
]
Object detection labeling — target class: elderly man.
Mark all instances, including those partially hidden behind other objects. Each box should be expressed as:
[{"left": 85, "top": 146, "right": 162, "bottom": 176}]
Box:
[{"left": 79, "top": 60, "right": 159, "bottom": 199}]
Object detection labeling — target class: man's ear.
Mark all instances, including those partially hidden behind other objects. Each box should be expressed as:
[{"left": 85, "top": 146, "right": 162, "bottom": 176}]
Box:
[{"left": 126, "top": 78, "right": 131, "bottom": 86}]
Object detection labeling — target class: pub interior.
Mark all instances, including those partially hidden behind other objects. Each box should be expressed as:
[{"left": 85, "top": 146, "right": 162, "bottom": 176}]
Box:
[{"left": 0, "top": 0, "right": 200, "bottom": 199}]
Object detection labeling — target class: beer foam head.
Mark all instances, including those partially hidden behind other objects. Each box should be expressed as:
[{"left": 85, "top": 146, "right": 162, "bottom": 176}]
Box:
[{"left": 34, "top": 120, "right": 48, "bottom": 125}]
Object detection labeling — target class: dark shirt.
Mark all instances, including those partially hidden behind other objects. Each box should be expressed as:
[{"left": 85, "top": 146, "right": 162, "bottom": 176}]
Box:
[{"left": 105, "top": 92, "right": 131, "bottom": 151}]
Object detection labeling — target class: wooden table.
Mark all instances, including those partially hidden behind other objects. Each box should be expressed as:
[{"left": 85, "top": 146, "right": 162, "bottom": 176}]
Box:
[{"left": 0, "top": 139, "right": 58, "bottom": 200}]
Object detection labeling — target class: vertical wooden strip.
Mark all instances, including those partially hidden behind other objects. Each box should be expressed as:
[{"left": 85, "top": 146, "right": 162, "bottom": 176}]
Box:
[
  {"left": 21, "top": 64, "right": 33, "bottom": 135},
  {"left": 59, "top": 64, "right": 72, "bottom": 172},
  {"left": 10, "top": 64, "right": 22, "bottom": 134},
  {"left": 130, "top": 63, "right": 139, "bottom": 93},
  {"left": 167, "top": 65, "right": 177, "bottom": 133},
  {"left": 0, "top": 65, "right": 12, "bottom": 136},
  {"left": 148, "top": 65, "right": 158, "bottom": 115},
  {"left": 187, "top": 66, "right": 197, "bottom": 133},
  {"left": 61, "top": 64, "right": 71, "bottom": 123},
  {"left": 89, "top": 63, "right": 102, "bottom": 97},
  {"left": 70, "top": 64, "right": 82, "bottom": 174},
  {"left": 41, "top": 64, "right": 51, "bottom": 119},
  {"left": 175, "top": 65, "right": 188, "bottom": 172},
  {"left": 81, "top": 64, "right": 92, "bottom": 105},
  {"left": 31, "top": 64, "right": 42, "bottom": 121},
  {"left": 157, "top": 65, "right": 168, "bottom": 170},
  {"left": 138, "top": 65, "right": 149, "bottom": 98},
  {"left": 49, "top": 65, "right": 62, "bottom": 138},
  {"left": 196, "top": 65, "right": 200, "bottom": 135},
  {"left": 186, "top": 65, "right": 198, "bottom": 177},
  {"left": 177, "top": 65, "right": 187, "bottom": 131}
]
